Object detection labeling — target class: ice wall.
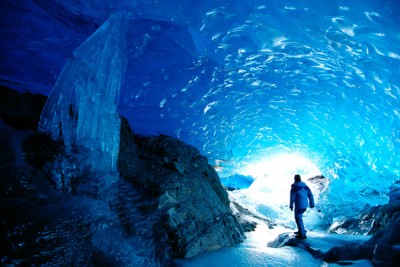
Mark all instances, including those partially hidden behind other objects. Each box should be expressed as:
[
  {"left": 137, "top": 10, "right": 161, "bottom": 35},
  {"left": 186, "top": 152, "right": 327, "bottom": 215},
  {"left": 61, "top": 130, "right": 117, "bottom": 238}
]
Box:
[
  {"left": 39, "top": 13, "right": 127, "bottom": 173},
  {"left": 2, "top": 0, "right": 400, "bottom": 220}
]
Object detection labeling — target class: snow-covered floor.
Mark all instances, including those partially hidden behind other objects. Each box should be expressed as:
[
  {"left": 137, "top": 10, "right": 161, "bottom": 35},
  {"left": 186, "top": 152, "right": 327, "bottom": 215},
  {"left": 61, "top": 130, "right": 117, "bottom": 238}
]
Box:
[
  {"left": 174, "top": 172, "right": 375, "bottom": 267},
  {"left": 174, "top": 222, "right": 372, "bottom": 267}
]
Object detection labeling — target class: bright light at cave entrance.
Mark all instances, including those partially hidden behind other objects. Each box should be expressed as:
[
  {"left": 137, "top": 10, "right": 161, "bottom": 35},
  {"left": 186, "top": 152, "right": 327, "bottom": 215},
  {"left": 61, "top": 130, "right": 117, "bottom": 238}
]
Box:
[
  {"left": 236, "top": 153, "right": 322, "bottom": 220},
  {"left": 242, "top": 153, "right": 321, "bottom": 181}
]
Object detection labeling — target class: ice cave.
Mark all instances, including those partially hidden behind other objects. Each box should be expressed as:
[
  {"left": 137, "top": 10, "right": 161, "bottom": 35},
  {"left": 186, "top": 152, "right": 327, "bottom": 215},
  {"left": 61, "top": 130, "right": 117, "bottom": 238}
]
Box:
[{"left": 1, "top": 0, "right": 399, "bottom": 266}]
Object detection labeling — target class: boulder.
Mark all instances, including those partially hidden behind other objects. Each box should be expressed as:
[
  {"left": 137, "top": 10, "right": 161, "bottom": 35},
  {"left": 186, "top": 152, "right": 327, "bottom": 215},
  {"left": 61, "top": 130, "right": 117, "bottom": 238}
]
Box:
[
  {"left": 1, "top": 87, "right": 244, "bottom": 266},
  {"left": 0, "top": 86, "right": 46, "bottom": 131},
  {"left": 328, "top": 216, "right": 364, "bottom": 235},
  {"left": 366, "top": 221, "right": 400, "bottom": 246},
  {"left": 360, "top": 203, "right": 400, "bottom": 235},
  {"left": 328, "top": 201, "right": 400, "bottom": 235},
  {"left": 117, "top": 116, "right": 139, "bottom": 178},
  {"left": 323, "top": 243, "right": 374, "bottom": 263},
  {"left": 121, "top": 133, "right": 245, "bottom": 258},
  {"left": 267, "top": 233, "right": 324, "bottom": 259},
  {"left": 324, "top": 209, "right": 400, "bottom": 266},
  {"left": 323, "top": 222, "right": 400, "bottom": 266}
]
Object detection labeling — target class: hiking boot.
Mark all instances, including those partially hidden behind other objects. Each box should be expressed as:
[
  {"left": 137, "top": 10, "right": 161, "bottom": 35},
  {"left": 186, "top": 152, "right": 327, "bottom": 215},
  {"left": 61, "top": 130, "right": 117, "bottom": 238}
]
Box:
[{"left": 294, "top": 230, "right": 307, "bottom": 235}]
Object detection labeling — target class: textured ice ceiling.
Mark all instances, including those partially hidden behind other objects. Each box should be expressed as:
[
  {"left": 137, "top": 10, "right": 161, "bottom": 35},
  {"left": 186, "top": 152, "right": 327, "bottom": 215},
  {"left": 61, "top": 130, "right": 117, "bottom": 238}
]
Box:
[{"left": 1, "top": 0, "right": 400, "bottom": 207}]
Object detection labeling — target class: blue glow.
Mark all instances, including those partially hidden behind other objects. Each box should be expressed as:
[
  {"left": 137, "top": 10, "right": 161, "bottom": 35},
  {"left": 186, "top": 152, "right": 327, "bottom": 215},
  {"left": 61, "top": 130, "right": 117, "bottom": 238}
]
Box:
[{"left": 1, "top": 0, "right": 399, "bottom": 217}]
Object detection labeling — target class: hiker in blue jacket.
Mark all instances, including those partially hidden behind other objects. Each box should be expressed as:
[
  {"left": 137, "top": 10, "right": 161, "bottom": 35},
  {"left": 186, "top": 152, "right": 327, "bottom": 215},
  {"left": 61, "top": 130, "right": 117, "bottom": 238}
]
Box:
[{"left": 289, "top": 174, "right": 315, "bottom": 239}]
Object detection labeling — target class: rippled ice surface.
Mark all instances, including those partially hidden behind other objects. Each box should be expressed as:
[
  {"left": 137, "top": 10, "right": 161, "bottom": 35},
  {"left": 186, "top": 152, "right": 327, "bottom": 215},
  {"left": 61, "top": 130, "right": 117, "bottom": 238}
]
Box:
[
  {"left": 1, "top": 1, "right": 399, "bottom": 265},
  {"left": 1, "top": 0, "right": 399, "bottom": 218},
  {"left": 118, "top": 1, "right": 400, "bottom": 216}
]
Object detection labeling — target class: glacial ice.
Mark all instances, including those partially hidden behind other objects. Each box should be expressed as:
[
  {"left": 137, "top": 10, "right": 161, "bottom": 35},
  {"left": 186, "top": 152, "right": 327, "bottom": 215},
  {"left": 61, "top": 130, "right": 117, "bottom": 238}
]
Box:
[
  {"left": 39, "top": 13, "right": 127, "bottom": 173},
  {"left": 1, "top": 0, "right": 400, "bottom": 265}
]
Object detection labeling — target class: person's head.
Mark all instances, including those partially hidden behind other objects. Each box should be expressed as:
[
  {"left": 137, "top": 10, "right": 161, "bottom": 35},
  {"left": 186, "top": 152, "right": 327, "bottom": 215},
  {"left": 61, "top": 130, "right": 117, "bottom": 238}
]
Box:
[{"left": 294, "top": 174, "right": 301, "bottom": 183}]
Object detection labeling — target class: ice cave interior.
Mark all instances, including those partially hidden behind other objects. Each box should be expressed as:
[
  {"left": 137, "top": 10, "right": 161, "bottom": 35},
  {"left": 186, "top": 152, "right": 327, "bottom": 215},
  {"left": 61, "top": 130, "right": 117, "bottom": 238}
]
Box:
[{"left": 1, "top": 0, "right": 400, "bottom": 266}]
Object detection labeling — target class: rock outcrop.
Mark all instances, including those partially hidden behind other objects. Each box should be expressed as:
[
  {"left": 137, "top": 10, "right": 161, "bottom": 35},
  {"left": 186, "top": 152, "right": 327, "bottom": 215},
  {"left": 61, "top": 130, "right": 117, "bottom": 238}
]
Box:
[
  {"left": 267, "top": 233, "right": 325, "bottom": 259},
  {"left": 268, "top": 228, "right": 400, "bottom": 267},
  {"left": 0, "top": 86, "right": 46, "bottom": 131},
  {"left": 119, "top": 131, "right": 244, "bottom": 259},
  {"left": 323, "top": 221, "right": 400, "bottom": 266},
  {"left": 1, "top": 87, "right": 244, "bottom": 266},
  {"left": 272, "top": 185, "right": 400, "bottom": 266},
  {"left": 323, "top": 196, "right": 400, "bottom": 266},
  {"left": 329, "top": 182, "right": 400, "bottom": 236}
]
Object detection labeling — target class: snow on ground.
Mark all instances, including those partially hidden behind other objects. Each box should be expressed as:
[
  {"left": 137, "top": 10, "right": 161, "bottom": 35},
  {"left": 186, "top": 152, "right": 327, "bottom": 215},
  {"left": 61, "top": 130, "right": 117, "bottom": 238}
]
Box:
[
  {"left": 176, "top": 175, "right": 373, "bottom": 267},
  {"left": 174, "top": 222, "right": 372, "bottom": 267}
]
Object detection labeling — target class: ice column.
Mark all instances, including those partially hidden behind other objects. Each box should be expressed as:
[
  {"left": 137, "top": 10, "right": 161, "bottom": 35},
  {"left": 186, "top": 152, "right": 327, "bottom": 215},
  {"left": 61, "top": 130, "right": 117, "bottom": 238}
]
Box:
[{"left": 39, "top": 13, "right": 127, "bottom": 173}]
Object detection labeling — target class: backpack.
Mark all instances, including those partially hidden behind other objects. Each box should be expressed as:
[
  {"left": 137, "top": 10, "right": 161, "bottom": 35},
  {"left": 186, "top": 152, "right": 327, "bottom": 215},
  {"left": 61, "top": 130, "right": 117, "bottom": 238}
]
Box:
[{"left": 297, "top": 186, "right": 308, "bottom": 201}]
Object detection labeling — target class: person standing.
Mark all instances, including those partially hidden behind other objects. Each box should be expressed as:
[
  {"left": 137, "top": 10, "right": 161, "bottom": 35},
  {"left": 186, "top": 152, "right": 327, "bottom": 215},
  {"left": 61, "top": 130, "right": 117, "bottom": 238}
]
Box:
[{"left": 289, "top": 174, "right": 315, "bottom": 239}]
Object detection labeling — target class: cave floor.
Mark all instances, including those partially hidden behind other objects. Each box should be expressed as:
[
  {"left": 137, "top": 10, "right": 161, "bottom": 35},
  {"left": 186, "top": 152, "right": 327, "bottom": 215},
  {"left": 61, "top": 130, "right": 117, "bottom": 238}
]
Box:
[{"left": 174, "top": 222, "right": 372, "bottom": 267}]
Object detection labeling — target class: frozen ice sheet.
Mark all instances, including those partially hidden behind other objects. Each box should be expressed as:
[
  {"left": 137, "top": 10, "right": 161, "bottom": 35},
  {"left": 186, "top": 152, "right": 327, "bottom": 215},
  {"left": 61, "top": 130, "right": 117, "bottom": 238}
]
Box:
[{"left": 175, "top": 223, "right": 372, "bottom": 267}]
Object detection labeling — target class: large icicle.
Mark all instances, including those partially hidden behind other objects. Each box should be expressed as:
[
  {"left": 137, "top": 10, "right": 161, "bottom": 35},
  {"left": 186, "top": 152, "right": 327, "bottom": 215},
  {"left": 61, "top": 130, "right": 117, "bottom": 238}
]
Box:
[{"left": 39, "top": 13, "right": 127, "bottom": 173}]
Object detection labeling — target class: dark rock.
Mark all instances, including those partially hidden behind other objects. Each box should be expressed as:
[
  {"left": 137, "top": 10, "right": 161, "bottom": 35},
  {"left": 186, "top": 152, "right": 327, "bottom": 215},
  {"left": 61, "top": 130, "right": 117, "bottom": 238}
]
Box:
[
  {"left": 90, "top": 249, "right": 120, "bottom": 267},
  {"left": 267, "top": 233, "right": 324, "bottom": 259},
  {"left": 22, "top": 132, "right": 64, "bottom": 169},
  {"left": 0, "top": 86, "right": 47, "bottom": 131},
  {"left": 388, "top": 185, "right": 400, "bottom": 204},
  {"left": 323, "top": 244, "right": 374, "bottom": 263},
  {"left": 372, "top": 243, "right": 400, "bottom": 262},
  {"left": 328, "top": 201, "right": 400, "bottom": 236},
  {"left": 366, "top": 222, "right": 400, "bottom": 246},
  {"left": 269, "top": 220, "right": 400, "bottom": 265},
  {"left": 328, "top": 216, "right": 364, "bottom": 235},
  {"left": 324, "top": 211, "right": 400, "bottom": 265},
  {"left": 0, "top": 119, "right": 25, "bottom": 164},
  {"left": 230, "top": 201, "right": 274, "bottom": 232},
  {"left": 120, "top": 134, "right": 244, "bottom": 259},
  {"left": 267, "top": 232, "right": 297, "bottom": 248},
  {"left": 360, "top": 203, "right": 400, "bottom": 235},
  {"left": 117, "top": 116, "right": 139, "bottom": 178},
  {"left": 307, "top": 175, "right": 328, "bottom": 193},
  {"left": 1, "top": 88, "right": 244, "bottom": 265}
]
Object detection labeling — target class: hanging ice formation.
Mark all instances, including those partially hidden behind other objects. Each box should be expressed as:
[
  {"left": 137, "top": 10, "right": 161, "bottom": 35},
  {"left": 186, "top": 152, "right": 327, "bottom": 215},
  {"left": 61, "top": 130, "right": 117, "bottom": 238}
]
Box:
[{"left": 39, "top": 13, "right": 127, "bottom": 173}]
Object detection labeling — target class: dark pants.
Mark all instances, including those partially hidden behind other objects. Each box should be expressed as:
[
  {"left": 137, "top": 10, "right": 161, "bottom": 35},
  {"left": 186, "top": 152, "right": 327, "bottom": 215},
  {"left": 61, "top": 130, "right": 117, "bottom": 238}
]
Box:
[{"left": 294, "top": 207, "right": 307, "bottom": 236}]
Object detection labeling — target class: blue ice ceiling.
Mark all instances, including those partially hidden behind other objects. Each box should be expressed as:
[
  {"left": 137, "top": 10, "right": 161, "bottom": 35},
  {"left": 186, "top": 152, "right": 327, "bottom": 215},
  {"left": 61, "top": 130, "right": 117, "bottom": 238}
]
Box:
[{"left": 1, "top": 1, "right": 400, "bottom": 208}]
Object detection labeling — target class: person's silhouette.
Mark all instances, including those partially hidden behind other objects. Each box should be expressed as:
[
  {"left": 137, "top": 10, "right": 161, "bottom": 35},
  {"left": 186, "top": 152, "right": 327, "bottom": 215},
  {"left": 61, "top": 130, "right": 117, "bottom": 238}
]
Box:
[{"left": 289, "top": 174, "right": 315, "bottom": 239}]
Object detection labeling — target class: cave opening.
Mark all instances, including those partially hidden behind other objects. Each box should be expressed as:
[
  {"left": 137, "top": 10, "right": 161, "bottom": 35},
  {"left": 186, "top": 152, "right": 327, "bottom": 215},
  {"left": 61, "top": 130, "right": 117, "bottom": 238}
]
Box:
[{"left": 225, "top": 152, "right": 326, "bottom": 230}]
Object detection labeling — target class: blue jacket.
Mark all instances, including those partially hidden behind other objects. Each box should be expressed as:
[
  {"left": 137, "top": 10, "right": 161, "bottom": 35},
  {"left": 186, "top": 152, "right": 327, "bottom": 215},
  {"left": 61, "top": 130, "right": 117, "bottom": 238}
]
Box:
[{"left": 290, "top": 181, "right": 315, "bottom": 209}]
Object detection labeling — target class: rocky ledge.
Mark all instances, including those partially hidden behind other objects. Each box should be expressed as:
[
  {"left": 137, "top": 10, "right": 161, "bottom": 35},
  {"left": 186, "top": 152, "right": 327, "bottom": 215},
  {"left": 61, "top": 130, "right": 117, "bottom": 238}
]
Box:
[
  {"left": 268, "top": 226, "right": 400, "bottom": 267},
  {"left": 118, "top": 119, "right": 245, "bottom": 259},
  {"left": 0, "top": 87, "right": 244, "bottom": 266}
]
